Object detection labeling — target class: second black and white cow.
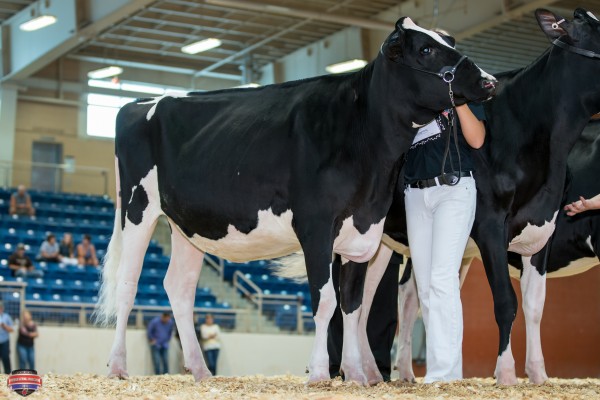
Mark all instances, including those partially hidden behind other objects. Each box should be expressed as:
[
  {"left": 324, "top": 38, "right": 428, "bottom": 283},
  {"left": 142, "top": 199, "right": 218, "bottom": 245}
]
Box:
[
  {"left": 327, "top": 7, "right": 600, "bottom": 385},
  {"left": 93, "top": 17, "right": 495, "bottom": 384}
]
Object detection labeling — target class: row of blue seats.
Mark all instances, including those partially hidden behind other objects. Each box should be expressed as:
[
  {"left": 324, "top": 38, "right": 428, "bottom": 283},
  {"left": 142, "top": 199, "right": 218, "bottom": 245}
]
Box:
[
  {"left": 32, "top": 201, "right": 113, "bottom": 213},
  {"left": 275, "top": 307, "right": 315, "bottom": 331},
  {"left": 0, "top": 189, "right": 113, "bottom": 208},
  {"left": 0, "top": 205, "right": 113, "bottom": 224},
  {"left": 0, "top": 216, "right": 114, "bottom": 235},
  {"left": 223, "top": 260, "right": 273, "bottom": 280}
]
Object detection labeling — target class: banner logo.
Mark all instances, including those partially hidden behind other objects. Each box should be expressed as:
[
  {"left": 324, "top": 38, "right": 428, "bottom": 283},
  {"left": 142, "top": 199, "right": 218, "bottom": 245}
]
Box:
[{"left": 7, "top": 369, "right": 42, "bottom": 397}]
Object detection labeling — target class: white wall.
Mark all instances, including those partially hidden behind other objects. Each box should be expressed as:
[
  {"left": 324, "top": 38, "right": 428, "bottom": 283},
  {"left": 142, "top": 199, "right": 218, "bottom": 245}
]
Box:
[{"left": 9, "top": 327, "right": 314, "bottom": 377}]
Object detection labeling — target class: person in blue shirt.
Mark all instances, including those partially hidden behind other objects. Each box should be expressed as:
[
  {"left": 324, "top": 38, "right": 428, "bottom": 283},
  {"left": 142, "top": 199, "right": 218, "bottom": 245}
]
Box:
[
  {"left": 147, "top": 312, "right": 174, "bottom": 375},
  {"left": 0, "top": 301, "right": 14, "bottom": 373}
]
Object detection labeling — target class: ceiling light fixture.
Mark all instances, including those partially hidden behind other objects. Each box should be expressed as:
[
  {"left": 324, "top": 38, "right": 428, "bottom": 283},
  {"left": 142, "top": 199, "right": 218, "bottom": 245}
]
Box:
[
  {"left": 87, "top": 66, "right": 124, "bottom": 79},
  {"left": 19, "top": 14, "right": 56, "bottom": 31},
  {"left": 325, "top": 59, "right": 368, "bottom": 74},
  {"left": 181, "top": 38, "right": 222, "bottom": 55}
]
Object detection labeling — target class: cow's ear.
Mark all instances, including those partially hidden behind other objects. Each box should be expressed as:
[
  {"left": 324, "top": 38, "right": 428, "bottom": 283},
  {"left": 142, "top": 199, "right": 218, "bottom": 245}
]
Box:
[
  {"left": 383, "top": 17, "right": 407, "bottom": 61},
  {"left": 536, "top": 8, "right": 572, "bottom": 42}
]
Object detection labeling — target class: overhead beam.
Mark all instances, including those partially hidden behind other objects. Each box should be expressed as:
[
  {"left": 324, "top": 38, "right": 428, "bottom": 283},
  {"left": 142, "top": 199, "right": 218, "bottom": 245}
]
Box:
[
  {"left": 1, "top": 0, "right": 157, "bottom": 82},
  {"left": 203, "top": 0, "right": 393, "bottom": 32},
  {"left": 67, "top": 54, "right": 242, "bottom": 81},
  {"left": 454, "top": 0, "right": 557, "bottom": 40}
]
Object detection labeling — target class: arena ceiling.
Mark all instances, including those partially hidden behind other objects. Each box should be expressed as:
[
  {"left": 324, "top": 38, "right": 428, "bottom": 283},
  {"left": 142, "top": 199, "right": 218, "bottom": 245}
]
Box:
[{"left": 1, "top": 0, "right": 600, "bottom": 84}]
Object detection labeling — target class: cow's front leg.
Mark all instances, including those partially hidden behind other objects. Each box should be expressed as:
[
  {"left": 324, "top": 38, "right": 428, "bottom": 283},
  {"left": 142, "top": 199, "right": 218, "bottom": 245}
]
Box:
[
  {"left": 473, "top": 221, "right": 518, "bottom": 385},
  {"left": 521, "top": 253, "right": 549, "bottom": 384},
  {"left": 357, "top": 243, "right": 395, "bottom": 385},
  {"left": 338, "top": 259, "right": 369, "bottom": 385},
  {"left": 395, "top": 259, "right": 419, "bottom": 383},
  {"left": 302, "top": 233, "right": 337, "bottom": 384},
  {"left": 163, "top": 223, "right": 212, "bottom": 382}
]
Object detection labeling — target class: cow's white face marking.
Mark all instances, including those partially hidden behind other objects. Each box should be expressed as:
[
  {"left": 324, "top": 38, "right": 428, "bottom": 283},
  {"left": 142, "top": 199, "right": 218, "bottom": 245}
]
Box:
[
  {"left": 186, "top": 208, "right": 299, "bottom": 262},
  {"left": 402, "top": 18, "right": 453, "bottom": 49},
  {"left": 333, "top": 216, "right": 386, "bottom": 263},
  {"left": 138, "top": 92, "right": 189, "bottom": 121},
  {"left": 508, "top": 211, "right": 558, "bottom": 256},
  {"left": 478, "top": 66, "right": 496, "bottom": 82},
  {"left": 587, "top": 11, "right": 599, "bottom": 21}
]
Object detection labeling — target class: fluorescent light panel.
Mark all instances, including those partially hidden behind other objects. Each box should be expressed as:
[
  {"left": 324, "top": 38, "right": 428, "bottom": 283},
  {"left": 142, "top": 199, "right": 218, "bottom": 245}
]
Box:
[
  {"left": 181, "top": 38, "right": 222, "bottom": 54},
  {"left": 87, "top": 66, "right": 123, "bottom": 79},
  {"left": 19, "top": 14, "right": 57, "bottom": 31},
  {"left": 325, "top": 59, "right": 368, "bottom": 74}
]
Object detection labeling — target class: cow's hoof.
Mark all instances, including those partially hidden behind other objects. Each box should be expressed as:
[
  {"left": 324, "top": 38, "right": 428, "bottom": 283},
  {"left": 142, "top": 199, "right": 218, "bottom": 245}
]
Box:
[
  {"left": 526, "top": 361, "right": 548, "bottom": 385},
  {"left": 396, "top": 364, "right": 416, "bottom": 383},
  {"left": 367, "top": 374, "right": 384, "bottom": 386},
  {"left": 306, "top": 369, "right": 330, "bottom": 385},
  {"left": 495, "top": 372, "right": 518, "bottom": 386},
  {"left": 108, "top": 370, "right": 128, "bottom": 380},
  {"left": 189, "top": 367, "right": 213, "bottom": 382},
  {"left": 340, "top": 367, "right": 368, "bottom": 386}
]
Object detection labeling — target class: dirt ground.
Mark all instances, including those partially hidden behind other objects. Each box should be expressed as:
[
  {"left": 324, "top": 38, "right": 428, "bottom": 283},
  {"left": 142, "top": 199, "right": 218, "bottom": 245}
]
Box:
[{"left": 2, "top": 374, "right": 600, "bottom": 400}]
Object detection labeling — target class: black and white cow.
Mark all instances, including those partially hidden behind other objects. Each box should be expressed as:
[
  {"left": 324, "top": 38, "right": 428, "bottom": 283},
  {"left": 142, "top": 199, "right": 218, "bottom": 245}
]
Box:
[
  {"left": 93, "top": 17, "right": 495, "bottom": 384},
  {"left": 328, "top": 7, "right": 600, "bottom": 385}
]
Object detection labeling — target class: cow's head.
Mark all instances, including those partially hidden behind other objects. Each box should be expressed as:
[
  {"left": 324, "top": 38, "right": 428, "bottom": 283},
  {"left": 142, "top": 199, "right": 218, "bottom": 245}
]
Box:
[
  {"left": 380, "top": 17, "right": 496, "bottom": 115},
  {"left": 536, "top": 8, "right": 600, "bottom": 54}
]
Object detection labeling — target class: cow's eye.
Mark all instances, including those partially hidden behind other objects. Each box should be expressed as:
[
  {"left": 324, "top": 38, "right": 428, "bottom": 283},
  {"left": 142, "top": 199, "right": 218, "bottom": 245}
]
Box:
[{"left": 420, "top": 46, "right": 432, "bottom": 55}]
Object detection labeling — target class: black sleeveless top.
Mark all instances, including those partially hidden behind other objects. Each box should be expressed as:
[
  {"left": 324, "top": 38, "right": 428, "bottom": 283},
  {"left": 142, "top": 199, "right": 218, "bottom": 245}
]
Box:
[{"left": 404, "top": 103, "right": 485, "bottom": 185}]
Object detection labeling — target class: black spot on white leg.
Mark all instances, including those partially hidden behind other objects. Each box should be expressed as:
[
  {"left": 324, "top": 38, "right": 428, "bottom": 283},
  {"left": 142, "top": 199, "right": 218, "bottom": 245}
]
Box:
[
  {"left": 339, "top": 261, "right": 368, "bottom": 315},
  {"left": 127, "top": 185, "right": 149, "bottom": 225}
]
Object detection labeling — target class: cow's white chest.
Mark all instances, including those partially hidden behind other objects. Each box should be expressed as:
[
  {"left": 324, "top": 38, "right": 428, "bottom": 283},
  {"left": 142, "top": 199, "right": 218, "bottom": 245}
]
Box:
[
  {"left": 508, "top": 211, "right": 558, "bottom": 256},
  {"left": 187, "top": 209, "right": 300, "bottom": 262},
  {"left": 333, "top": 216, "right": 386, "bottom": 263}
]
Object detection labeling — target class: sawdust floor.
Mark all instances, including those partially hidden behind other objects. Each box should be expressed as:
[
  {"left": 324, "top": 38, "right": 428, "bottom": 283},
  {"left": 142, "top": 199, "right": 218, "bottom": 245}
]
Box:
[{"left": 2, "top": 374, "right": 600, "bottom": 399}]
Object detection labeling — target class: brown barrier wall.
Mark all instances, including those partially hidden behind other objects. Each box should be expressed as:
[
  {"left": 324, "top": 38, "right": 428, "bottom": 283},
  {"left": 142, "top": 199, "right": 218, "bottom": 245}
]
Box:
[{"left": 460, "top": 259, "right": 600, "bottom": 378}]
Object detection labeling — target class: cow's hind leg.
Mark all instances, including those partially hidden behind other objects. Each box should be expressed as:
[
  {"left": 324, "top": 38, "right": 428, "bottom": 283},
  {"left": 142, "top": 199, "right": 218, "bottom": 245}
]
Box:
[
  {"left": 357, "top": 243, "right": 394, "bottom": 385},
  {"left": 108, "top": 210, "right": 160, "bottom": 378},
  {"left": 163, "top": 223, "right": 211, "bottom": 381},
  {"left": 395, "top": 258, "right": 419, "bottom": 383},
  {"left": 301, "top": 227, "right": 337, "bottom": 384},
  {"left": 521, "top": 254, "right": 549, "bottom": 384},
  {"left": 338, "top": 259, "right": 369, "bottom": 385}
]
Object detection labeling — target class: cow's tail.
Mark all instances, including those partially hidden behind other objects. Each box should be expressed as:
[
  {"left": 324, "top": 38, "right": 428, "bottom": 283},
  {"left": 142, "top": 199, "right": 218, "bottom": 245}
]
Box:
[
  {"left": 271, "top": 252, "right": 308, "bottom": 283},
  {"left": 94, "top": 159, "right": 123, "bottom": 327}
]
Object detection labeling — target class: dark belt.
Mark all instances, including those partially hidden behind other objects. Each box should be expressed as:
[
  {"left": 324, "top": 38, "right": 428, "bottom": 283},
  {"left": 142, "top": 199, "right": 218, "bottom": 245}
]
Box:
[{"left": 406, "top": 171, "right": 473, "bottom": 189}]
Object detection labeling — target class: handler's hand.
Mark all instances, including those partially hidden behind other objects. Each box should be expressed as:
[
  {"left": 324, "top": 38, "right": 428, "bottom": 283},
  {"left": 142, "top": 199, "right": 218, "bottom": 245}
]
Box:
[{"left": 564, "top": 196, "right": 591, "bottom": 216}]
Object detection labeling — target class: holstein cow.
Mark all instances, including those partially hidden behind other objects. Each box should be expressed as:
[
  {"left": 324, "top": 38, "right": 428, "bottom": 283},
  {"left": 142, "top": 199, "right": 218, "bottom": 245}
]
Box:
[
  {"left": 94, "top": 17, "right": 496, "bottom": 384},
  {"left": 328, "top": 8, "right": 600, "bottom": 385}
]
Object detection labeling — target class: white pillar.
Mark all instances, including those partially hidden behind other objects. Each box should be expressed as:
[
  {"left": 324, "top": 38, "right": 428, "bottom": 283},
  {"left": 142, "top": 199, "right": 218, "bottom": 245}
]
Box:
[{"left": 0, "top": 83, "right": 17, "bottom": 187}]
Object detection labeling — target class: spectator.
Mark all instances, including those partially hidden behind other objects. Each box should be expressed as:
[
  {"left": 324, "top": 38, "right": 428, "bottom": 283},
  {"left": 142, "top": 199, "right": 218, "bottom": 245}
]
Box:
[
  {"left": 77, "top": 234, "right": 98, "bottom": 267},
  {"left": 9, "top": 185, "right": 35, "bottom": 217},
  {"left": 38, "top": 233, "right": 61, "bottom": 262},
  {"left": 147, "top": 312, "right": 174, "bottom": 375},
  {"left": 200, "top": 314, "right": 221, "bottom": 376},
  {"left": 0, "top": 302, "right": 14, "bottom": 374},
  {"left": 17, "top": 309, "right": 38, "bottom": 370},
  {"left": 58, "top": 233, "right": 79, "bottom": 265},
  {"left": 8, "top": 244, "right": 44, "bottom": 278}
]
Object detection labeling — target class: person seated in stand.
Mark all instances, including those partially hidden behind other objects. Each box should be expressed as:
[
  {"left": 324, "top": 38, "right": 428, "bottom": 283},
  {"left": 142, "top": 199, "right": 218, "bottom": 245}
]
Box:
[
  {"left": 9, "top": 185, "right": 35, "bottom": 217},
  {"left": 38, "top": 233, "right": 61, "bottom": 263},
  {"left": 8, "top": 244, "right": 43, "bottom": 278},
  {"left": 77, "top": 234, "right": 98, "bottom": 267},
  {"left": 58, "top": 232, "right": 79, "bottom": 266}
]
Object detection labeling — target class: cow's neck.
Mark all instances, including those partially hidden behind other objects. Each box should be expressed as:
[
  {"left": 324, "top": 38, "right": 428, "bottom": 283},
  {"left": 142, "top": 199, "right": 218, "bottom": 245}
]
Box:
[
  {"left": 489, "top": 48, "right": 600, "bottom": 167},
  {"left": 364, "top": 57, "right": 439, "bottom": 163}
]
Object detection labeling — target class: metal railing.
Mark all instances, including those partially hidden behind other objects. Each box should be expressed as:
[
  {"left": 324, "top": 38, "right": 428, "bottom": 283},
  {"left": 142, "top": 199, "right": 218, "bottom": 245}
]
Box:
[
  {"left": 233, "top": 270, "right": 307, "bottom": 333},
  {"left": 204, "top": 255, "right": 224, "bottom": 279},
  {"left": 0, "top": 160, "right": 110, "bottom": 196},
  {"left": 0, "top": 281, "right": 26, "bottom": 319}
]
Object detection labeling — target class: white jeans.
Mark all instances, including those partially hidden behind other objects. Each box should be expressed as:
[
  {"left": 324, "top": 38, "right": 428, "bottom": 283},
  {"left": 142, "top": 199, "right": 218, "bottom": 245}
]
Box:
[{"left": 404, "top": 177, "right": 476, "bottom": 383}]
